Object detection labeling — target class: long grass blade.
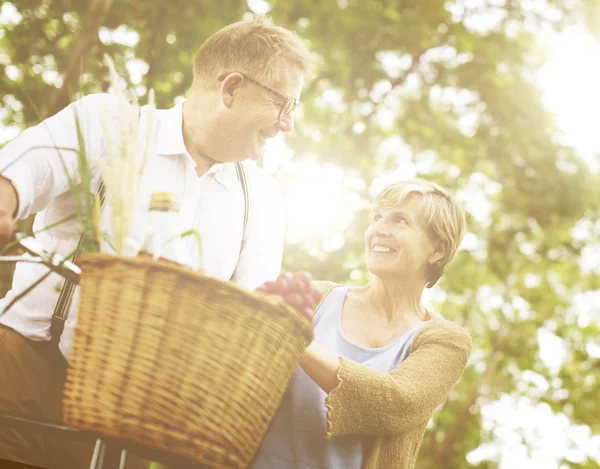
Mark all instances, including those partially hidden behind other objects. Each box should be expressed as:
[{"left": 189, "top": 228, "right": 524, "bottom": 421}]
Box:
[
  {"left": 73, "top": 109, "right": 94, "bottom": 230},
  {"left": 33, "top": 213, "right": 78, "bottom": 235},
  {"left": 0, "top": 145, "right": 79, "bottom": 174},
  {"left": 1, "top": 270, "right": 55, "bottom": 315},
  {"left": 0, "top": 213, "right": 78, "bottom": 256},
  {"left": 0, "top": 239, "right": 22, "bottom": 256},
  {"left": 93, "top": 193, "right": 104, "bottom": 254},
  {"left": 15, "top": 86, "right": 84, "bottom": 225},
  {"left": 18, "top": 81, "right": 98, "bottom": 254},
  {"left": 165, "top": 228, "right": 203, "bottom": 270},
  {"left": 1, "top": 244, "right": 78, "bottom": 314}
]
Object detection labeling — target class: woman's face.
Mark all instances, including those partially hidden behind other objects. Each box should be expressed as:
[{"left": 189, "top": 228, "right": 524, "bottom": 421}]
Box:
[{"left": 364, "top": 197, "right": 438, "bottom": 282}]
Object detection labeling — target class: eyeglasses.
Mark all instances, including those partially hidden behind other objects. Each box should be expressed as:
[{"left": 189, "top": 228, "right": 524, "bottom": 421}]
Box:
[{"left": 218, "top": 72, "right": 300, "bottom": 120}]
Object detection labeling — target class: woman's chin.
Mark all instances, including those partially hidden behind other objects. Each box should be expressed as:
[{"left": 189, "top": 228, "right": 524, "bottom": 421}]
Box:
[
  {"left": 367, "top": 265, "right": 416, "bottom": 283},
  {"left": 367, "top": 265, "right": 397, "bottom": 279}
]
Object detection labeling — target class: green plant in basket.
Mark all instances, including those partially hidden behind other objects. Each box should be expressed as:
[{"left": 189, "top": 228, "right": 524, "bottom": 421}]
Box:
[
  {"left": 0, "top": 54, "right": 202, "bottom": 314},
  {"left": 96, "top": 55, "right": 155, "bottom": 256},
  {"left": 0, "top": 54, "right": 152, "bottom": 256}
]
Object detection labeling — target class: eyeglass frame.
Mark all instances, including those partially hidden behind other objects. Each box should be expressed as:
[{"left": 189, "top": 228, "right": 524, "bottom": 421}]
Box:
[{"left": 217, "top": 72, "right": 300, "bottom": 120}]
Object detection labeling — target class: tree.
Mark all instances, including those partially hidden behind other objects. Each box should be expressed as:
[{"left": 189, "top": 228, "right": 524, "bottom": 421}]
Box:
[{"left": 1, "top": 0, "right": 599, "bottom": 467}]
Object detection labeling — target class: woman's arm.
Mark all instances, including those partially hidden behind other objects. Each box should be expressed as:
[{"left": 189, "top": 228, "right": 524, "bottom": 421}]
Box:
[
  {"left": 301, "top": 321, "right": 472, "bottom": 438},
  {"left": 299, "top": 341, "right": 342, "bottom": 393}
]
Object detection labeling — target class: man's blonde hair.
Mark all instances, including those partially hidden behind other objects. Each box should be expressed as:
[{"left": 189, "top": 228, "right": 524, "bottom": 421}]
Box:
[
  {"left": 193, "top": 16, "right": 313, "bottom": 85},
  {"left": 373, "top": 178, "right": 466, "bottom": 288}
]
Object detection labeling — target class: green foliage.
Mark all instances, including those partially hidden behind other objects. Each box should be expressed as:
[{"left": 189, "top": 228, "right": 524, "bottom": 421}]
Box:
[{"left": 1, "top": 0, "right": 599, "bottom": 467}]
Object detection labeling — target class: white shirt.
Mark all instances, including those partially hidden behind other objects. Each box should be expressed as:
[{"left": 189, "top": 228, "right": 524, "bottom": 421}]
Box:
[{"left": 0, "top": 93, "right": 285, "bottom": 360}]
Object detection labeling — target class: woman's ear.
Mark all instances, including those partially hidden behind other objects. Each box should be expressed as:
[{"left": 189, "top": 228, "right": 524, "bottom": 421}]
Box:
[
  {"left": 428, "top": 238, "right": 448, "bottom": 266},
  {"left": 426, "top": 239, "right": 448, "bottom": 288}
]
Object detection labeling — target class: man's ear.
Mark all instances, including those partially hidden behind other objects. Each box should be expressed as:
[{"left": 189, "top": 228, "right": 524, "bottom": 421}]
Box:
[{"left": 220, "top": 73, "right": 244, "bottom": 108}]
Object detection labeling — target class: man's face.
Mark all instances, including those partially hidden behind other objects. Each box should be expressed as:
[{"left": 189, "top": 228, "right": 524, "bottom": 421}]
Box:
[{"left": 215, "top": 64, "right": 304, "bottom": 162}]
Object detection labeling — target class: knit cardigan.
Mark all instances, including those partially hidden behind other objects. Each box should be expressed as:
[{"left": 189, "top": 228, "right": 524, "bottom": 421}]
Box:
[{"left": 311, "top": 281, "right": 472, "bottom": 469}]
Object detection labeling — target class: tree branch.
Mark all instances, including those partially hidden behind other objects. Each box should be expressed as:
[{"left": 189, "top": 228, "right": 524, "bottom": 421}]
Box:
[{"left": 44, "top": 0, "right": 115, "bottom": 117}]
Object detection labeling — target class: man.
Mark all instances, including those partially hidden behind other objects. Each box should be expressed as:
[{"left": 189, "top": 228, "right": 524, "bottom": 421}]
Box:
[{"left": 0, "top": 16, "right": 312, "bottom": 469}]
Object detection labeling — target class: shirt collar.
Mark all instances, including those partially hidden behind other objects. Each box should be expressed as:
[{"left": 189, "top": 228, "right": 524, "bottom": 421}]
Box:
[
  {"left": 155, "top": 101, "right": 187, "bottom": 156},
  {"left": 154, "top": 100, "right": 241, "bottom": 190},
  {"left": 211, "top": 162, "right": 239, "bottom": 189}
]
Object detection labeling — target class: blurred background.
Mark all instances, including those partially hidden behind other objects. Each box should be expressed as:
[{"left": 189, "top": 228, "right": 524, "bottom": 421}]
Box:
[{"left": 1, "top": 0, "right": 599, "bottom": 467}]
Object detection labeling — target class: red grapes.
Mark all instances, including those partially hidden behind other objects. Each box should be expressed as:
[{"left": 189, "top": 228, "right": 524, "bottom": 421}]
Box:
[{"left": 255, "top": 271, "right": 323, "bottom": 321}]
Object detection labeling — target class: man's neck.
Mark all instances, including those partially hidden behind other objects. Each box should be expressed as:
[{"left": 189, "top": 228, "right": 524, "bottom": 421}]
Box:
[
  {"left": 192, "top": 155, "right": 215, "bottom": 177},
  {"left": 182, "top": 100, "right": 215, "bottom": 177}
]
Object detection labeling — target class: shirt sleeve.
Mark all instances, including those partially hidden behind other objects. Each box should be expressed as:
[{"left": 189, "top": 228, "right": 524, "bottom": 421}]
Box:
[
  {"left": 231, "top": 165, "right": 285, "bottom": 290},
  {"left": 324, "top": 322, "right": 472, "bottom": 437},
  {"left": 0, "top": 93, "right": 117, "bottom": 219}
]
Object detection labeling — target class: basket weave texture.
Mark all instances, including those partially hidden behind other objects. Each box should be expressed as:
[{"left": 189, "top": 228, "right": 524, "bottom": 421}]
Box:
[{"left": 62, "top": 255, "right": 313, "bottom": 468}]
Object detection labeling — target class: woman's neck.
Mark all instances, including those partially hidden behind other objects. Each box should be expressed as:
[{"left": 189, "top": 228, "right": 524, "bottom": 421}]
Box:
[{"left": 353, "top": 277, "right": 428, "bottom": 324}]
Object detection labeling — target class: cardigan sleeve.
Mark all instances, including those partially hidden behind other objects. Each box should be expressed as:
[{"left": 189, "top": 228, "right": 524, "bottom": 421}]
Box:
[{"left": 324, "top": 321, "right": 472, "bottom": 438}]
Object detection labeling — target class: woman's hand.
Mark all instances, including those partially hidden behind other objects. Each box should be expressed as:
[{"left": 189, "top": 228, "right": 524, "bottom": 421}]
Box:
[
  {"left": 255, "top": 271, "right": 323, "bottom": 321},
  {"left": 256, "top": 274, "right": 341, "bottom": 393}
]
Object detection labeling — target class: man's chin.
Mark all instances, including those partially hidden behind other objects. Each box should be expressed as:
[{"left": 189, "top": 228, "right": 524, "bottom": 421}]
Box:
[
  {"left": 224, "top": 145, "right": 263, "bottom": 162},
  {"left": 248, "top": 147, "right": 265, "bottom": 161}
]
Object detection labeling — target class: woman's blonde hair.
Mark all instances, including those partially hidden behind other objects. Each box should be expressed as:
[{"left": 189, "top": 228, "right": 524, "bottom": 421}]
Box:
[
  {"left": 193, "top": 16, "right": 314, "bottom": 86},
  {"left": 373, "top": 178, "right": 466, "bottom": 288}
]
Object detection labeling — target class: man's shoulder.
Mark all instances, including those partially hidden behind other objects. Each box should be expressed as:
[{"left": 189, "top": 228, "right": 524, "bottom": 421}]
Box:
[
  {"left": 72, "top": 93, "right": 157, "bottom": 119},
  {"left": 63, "top": 93, "right": 124, "bottom": 122},
  {"left": 73, "top": 92, "right": 119, "bottom": 109}
]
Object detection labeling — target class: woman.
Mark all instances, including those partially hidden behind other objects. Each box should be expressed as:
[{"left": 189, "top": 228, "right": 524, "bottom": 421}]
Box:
[{"left": 251, "top": 178, "right": 472, "bottom": 469}]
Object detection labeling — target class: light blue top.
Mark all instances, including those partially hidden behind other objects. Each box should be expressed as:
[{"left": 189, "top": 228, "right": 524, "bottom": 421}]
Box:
[{"left": 249, "top": 285, "right": 426, "bottom": 469}]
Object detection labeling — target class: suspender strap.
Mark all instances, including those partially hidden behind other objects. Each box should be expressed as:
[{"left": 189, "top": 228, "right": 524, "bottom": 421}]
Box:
[
  {"left": 51, "top": 104, "right": 140, "bottom": 343},
  {"left": 234, "top": 162, "right": 249, "bottom": 242},
  {"left": 50, "top": 180, "right": 106, "bottom": 344}
]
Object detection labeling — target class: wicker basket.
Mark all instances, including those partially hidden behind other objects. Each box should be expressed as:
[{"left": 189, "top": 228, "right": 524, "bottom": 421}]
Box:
[{"left": 62, "top": 255, "right": 313, "bottom": 468}]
